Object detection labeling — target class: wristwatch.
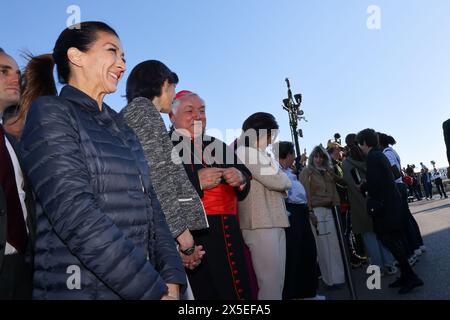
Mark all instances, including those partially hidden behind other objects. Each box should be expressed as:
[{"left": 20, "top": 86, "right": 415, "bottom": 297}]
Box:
[{"left": 180, "top": 244, "right": 196, "bottom": 256}]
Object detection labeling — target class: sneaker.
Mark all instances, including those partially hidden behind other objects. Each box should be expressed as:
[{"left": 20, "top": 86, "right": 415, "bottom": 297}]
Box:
[
  {"left": 414, "top": 248, "right": 422, "bottom": 257},
  {"left": 419, "top": 245, "right": 426, "bottom": 252},
  {"left": 398, "top": 277, "right": 424, "bottom": 294}
]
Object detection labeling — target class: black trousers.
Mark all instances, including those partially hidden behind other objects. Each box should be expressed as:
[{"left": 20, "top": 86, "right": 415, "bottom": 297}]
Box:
[
  {"left": 423, "top": 183, "right": 433, "bottom": 199},
  {"left": 283, "top": 203, "right": 318, "bottom": 299},
  {"left": 414, "top": 182, "right": 424, "bottom": 199},
  {"left": 409, "top": 184, "right": 421, "bottom": 201},
  {"left": 0, "top": 253, "right": 33, "bottom": 300},
  {"left": 377, "top": 232, "right": 417, "bottom": 282},
  {"left": 187, "top": 215, "right": 251, "bottom": 300},
  {"left": 435, "top": 179, "right": 447, "bottom": 197}
]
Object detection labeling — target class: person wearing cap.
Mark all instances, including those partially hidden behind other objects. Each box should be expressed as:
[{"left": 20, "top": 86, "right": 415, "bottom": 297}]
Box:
[
  {"left": 120, "top": 61, "right": 208, "bottom": 281},
  {"left": 168, "top": 90, "right": 252, "bottom": 300},
  {"left": 326, "top": 139, "right": 347, "bottom": 200}
]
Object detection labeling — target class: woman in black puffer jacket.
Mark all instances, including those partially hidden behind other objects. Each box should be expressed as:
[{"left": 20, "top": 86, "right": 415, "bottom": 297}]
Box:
[{"left": 19, "top": 21, "right": 186, "bottom": 300}]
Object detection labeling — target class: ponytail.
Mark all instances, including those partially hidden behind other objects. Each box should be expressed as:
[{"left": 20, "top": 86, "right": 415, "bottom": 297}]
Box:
[
  {"left": 387, "top": 135, "right": 396, "bottom": 146},
  {"left": 378, "top": 132, "right": 398, "bottom": 148},
  {"left": 16, "top": 53, "right": 57, "bottom": 126}
]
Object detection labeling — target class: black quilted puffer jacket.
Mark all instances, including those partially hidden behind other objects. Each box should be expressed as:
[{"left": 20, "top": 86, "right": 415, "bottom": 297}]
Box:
[{"left": 20, "top": 85, "right": 186, "bottom": 300}]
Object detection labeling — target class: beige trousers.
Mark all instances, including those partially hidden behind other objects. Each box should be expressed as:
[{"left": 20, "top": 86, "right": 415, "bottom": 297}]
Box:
[
  {"left": 310, "top": 207, "right": 345, "bottom": 286},
  {"left": 242, "top": 228, "right": 286, "bottom": 300}
]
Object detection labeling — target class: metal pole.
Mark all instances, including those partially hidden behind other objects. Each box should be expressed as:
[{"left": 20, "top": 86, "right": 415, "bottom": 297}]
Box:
[
  {"left": 291, "top": 117, "right": 301, "bottom": 161},
  {"left": 332, "top": 206, "right": 357, "bottom": 300}
]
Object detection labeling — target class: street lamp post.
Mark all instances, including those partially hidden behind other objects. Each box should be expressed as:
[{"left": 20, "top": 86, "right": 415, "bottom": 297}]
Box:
[{"left": 282, "top": 78, "right": 305, "bottom": 159}]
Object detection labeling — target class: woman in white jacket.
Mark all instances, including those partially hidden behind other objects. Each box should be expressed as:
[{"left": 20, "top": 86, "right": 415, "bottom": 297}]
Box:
[{"left": 236, "top": 112, "right": 291, "bottom": 300}]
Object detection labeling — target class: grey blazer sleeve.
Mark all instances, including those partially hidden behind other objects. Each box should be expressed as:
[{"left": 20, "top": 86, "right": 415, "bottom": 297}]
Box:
[{"left": 121, "top": 98, "right": 208, "bottom": 238}]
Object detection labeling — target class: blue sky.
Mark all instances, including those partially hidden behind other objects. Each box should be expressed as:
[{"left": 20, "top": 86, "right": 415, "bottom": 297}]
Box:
[{"left": 2, "top": 0, "right": 450, "bottom": 168}]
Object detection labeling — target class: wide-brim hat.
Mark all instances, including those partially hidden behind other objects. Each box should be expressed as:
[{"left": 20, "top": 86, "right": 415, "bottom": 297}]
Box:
[{"left": 327, "top": 139, "right": 344, "bottom": 151}]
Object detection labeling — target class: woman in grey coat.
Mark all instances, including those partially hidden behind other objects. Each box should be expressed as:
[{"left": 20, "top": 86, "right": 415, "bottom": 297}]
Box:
[{"left": 120, "top": 60, "right": 208, "bottom": 272}]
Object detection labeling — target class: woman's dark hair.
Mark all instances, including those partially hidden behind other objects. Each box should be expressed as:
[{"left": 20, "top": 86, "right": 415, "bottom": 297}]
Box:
[
  {"left": 348, "top": 143, "right": 364, "bottom": 161},
  {"left": 356, "top": 128, "right": 379, "bottom": 148},
  {"left": 274, "top": 141, "right": 295, "bottom": 159},
  {"left": 241, "top": 112, "right": 279, "bottom": 147},
  {"left": 378, "top": 132, "right": 396, "bottom": 148},
  {"left": 126, "top": 60, "right": 178, "bottom": 103},
  {"left": 16, "top": 54, "right": 57, "bottom": 126},
  {"left": 17, "top": 22, "right": 118, "bottom": 125},
  {"left": 345, "top": 133, "right": 356, "bottom": 146},
  {"left": 242, "top": 112, "right": 279, "bottom": 132},
  {"left": 344, "top": 133, "right": 363, "bottom": 161}
]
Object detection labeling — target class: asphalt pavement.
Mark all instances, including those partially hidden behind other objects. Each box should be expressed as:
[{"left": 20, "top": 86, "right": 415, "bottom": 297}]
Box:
[{"left": 317, "top": 195, "right": 450, "bottom": 300}]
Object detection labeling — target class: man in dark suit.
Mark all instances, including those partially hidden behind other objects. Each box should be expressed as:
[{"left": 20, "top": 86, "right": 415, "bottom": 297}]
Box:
[
  {"left": 356, "top": 129, "right": 423, "bottom": 294},
  {"left": 0, "top": 48, "right": 35, "bottom": 299}
]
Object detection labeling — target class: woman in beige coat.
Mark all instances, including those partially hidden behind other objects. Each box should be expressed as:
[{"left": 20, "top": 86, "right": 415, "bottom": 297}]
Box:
[
  {"left": 299, "top": 146, "right": 345, "bottom": 287},
  {"left": 236, "top": 112, "right": 291, "bottom": 300}
]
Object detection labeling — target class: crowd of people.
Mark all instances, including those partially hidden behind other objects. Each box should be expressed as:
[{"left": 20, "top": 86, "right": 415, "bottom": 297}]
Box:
[
  {"left": 2, "top": 20, "right": 442, "bottom": 300},
  {"left": 404, "top": 163, "right": 448, "bottom": 201}
]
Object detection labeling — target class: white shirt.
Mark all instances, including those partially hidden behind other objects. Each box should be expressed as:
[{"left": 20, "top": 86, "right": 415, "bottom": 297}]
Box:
[
  {"left": 383, "top": 147, "right": 403, "bottom": 184},
  {"left": 432, "top": 171, "right": 442, "bottom": 181},
  {"left": 1, "top": 117, "right": 29, "bottom": 255}
]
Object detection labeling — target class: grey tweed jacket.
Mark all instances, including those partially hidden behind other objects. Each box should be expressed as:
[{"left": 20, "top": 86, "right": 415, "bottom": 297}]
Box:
[{"left": 120, "top": 97, "right": 208, "bottom": 238}]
